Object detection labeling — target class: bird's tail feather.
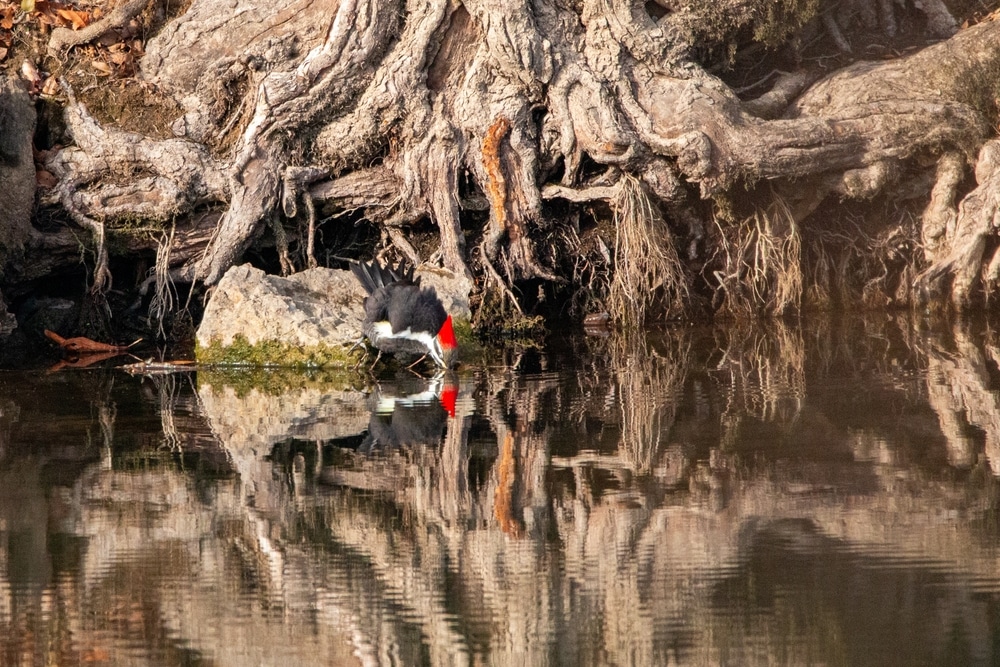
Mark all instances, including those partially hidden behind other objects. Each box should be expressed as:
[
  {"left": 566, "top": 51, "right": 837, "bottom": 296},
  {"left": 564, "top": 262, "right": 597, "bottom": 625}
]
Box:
[{"left": 350, "top": 260, "right": 416, "bottom": 295}]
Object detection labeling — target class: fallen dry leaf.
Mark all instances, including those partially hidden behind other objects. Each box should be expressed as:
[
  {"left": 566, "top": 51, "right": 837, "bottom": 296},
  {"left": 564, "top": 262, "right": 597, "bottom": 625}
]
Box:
[
  {"left": 90, "top": 59, "right": 112, "bottom": 75},
  {"left": 44, "top": 329, "right": 133, "bottom": 353},
  {"left": 55, "top": 8, "right": 88, "bottom": 29}
]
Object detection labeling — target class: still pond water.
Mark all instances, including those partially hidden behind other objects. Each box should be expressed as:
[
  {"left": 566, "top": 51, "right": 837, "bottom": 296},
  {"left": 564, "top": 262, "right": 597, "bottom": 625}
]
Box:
[{"left": 2, "top": 315, "right": 1000, "bottom": 666}]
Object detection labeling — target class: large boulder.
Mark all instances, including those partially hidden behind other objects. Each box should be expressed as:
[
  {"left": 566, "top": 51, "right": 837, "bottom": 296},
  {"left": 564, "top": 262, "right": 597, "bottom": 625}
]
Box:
[
  {"left": 195, "top": 263, "right": 473, "bottom": 366},
  {"left": 0, "top": 75, "right": 35, "bottom": 277}
]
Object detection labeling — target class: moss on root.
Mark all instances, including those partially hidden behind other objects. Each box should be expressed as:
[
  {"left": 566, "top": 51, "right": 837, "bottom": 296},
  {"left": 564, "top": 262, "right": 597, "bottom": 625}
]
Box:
[{"left": 196, "top": 335, "right": 361, "bottom": 368}]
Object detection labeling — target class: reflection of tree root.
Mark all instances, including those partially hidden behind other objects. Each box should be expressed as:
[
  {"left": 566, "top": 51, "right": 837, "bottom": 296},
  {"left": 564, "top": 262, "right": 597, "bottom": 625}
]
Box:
[
  {"left": 924, "top": 323, "right": 1000, "bottom": 475},
  {"left": 494, "top": 433, "right": 524, "bottom": 538}
]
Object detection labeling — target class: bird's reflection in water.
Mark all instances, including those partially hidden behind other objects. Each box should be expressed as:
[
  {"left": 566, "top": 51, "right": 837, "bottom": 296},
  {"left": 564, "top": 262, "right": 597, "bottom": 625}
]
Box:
[{"left": 359, "top": 374, "right": 458, "bottom": 453}]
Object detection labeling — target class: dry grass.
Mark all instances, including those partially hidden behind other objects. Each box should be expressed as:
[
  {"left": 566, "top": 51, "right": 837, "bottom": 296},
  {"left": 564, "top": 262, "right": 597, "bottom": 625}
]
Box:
[{"left": 608, "top": 174, "right": 688, "bottom": 325}]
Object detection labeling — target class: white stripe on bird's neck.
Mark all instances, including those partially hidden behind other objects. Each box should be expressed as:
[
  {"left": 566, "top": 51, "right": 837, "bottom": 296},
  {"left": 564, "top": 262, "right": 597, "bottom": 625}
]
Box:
[{"left": 370, "top": 321, "right": 444, "bottom": 365}]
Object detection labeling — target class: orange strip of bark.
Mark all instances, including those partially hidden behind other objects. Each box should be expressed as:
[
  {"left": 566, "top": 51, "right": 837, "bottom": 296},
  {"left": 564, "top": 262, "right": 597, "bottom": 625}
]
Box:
[{"left": 482, "top": 115, "right": 511, "bottom": 236}]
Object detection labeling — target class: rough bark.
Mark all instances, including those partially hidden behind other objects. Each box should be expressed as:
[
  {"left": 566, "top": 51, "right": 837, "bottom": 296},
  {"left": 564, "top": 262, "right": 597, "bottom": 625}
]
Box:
[
  {"left": 0, "top": 75, "right": 36, "bottom": 278},
  {"left": 9, "top": 0, "right": 1000, "bottom": 328}
]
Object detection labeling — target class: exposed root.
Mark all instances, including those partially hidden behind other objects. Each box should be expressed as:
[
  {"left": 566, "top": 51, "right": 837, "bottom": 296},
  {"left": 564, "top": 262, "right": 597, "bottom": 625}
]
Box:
[
  {"left": 920, "top": 152, "right": 965, "bottom": 262},
  {"left": 386, "top": 227, "right": 422, "bottom": 267},
  {"left": 917, "top": 140, "right": 1000, "bottom": 309},
  {"left": 281, "top": 166, "right": 328, "bottom": 270},
  {"left": 304, "top": 193, "right": 318, "bottom": 269},
  {"left": 148, "top": 225, "right": 178, "bottom": 340},
  {"left": 608, "top": 174, "right": 687, "bottom": 325},
  {"left": 713, "top": 195, "right": 802, "bottom": 317},
  {"left": 801, "top": 211, "right": 920, "bottom": 310},
  {"left": 33, "top": 0, "right": 1000, "bottom": 327},
  {"left": 47, "top": 0, "right": 153, "bottom": 55},
  {"left": 473, "top": 246, "right": 533, "bottom": 333},
  {"left": 269, "top": 216, "right": 294, "bottom": 276},
  {"left": 74, "top": 211, "right": 112, "bottom": 294}
]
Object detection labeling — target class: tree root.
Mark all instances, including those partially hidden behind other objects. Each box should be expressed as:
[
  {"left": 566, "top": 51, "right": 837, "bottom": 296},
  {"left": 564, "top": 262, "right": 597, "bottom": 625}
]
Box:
[
  {"left": 47, "top": 0, "right": 152, "bottom": 55},
  {"left": 713, "top": 196, "right": 802, "bottom": 317},
  {"left": 916, "top": 139, "right": 1000, "bottom": 308},
  {"left": 43, "top": 81, "right": 228, "bottom": 291},
  {"left": 608, "top": 175, "right": 687, "bottom": 324},
  {"left": 148, "top": 224, "right": 178, "bottom": 339},
  {"left": 921, "top": 152, "right": 966, "bottom": 262},
  {"left": 33, "top": 0, "right": 1000, "bottom": 321}
]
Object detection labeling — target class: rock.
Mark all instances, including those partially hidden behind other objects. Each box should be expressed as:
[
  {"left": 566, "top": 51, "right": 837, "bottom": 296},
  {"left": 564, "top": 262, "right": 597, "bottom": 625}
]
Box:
[
  {"left": 0, "top": 75, "right": 36, "bottom": 276},
  {"left": 196, "top": 263, "right": 473, "bottom": 366},
  {"left": 196, "top": 264, "right": 367, "bottom": 352}
]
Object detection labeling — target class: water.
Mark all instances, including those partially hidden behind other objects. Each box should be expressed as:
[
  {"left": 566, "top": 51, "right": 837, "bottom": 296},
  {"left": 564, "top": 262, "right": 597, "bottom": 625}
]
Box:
[{"left": 2, "top": 315, "right": 1000, "bottom": 666}]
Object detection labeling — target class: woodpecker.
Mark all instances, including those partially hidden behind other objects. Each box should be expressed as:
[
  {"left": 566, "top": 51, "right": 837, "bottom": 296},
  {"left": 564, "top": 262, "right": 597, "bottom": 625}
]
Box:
[{"left": 351, "top": 260, "right": 459, "bottom": 369}]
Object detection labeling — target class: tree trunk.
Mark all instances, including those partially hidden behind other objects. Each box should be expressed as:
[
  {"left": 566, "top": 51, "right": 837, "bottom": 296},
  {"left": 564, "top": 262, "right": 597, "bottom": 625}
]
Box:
[{"left": 15, "top": 0, "right": 1000, "bottom": 327}]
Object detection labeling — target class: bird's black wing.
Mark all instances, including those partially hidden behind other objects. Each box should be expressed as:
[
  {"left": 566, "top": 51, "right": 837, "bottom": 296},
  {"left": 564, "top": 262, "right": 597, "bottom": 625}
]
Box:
[
  {"left": 363, "top": 286, "right": 393, "bottom": 324},
  {"left": 387, "top": 285, "right": 446, "bottom": 335}
]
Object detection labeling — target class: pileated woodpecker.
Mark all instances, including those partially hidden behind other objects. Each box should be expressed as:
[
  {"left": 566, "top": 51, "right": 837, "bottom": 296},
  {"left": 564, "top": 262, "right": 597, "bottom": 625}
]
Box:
[{"left": 351, "top": 260, "right": 459, "bottom": 369}]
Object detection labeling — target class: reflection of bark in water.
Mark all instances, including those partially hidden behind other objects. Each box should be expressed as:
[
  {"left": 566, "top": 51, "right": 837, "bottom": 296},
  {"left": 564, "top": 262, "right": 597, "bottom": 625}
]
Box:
[
  {"left": 494, "top": 432, "right": 524, "bottom": 537},
  {"left": 482, "top": 371, "right": 556, "bottom": 539},
  {"left": 924, "top": 322, "right": 1000, "bottom": 473},
  {"left": 154, "top": 373, "right": 183, "bottom": 452}
]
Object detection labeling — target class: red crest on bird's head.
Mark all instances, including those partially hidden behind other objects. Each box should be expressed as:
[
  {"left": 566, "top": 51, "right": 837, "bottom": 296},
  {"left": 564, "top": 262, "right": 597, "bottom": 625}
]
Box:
[{"left": 437, "top": 315, "right": 457, "bottom": 350}]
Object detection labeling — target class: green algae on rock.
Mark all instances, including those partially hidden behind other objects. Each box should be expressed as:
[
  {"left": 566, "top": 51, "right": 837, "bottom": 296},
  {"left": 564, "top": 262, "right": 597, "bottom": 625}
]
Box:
[{"left": 195, "top": 335, "right": 361, "bottom": 369}]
